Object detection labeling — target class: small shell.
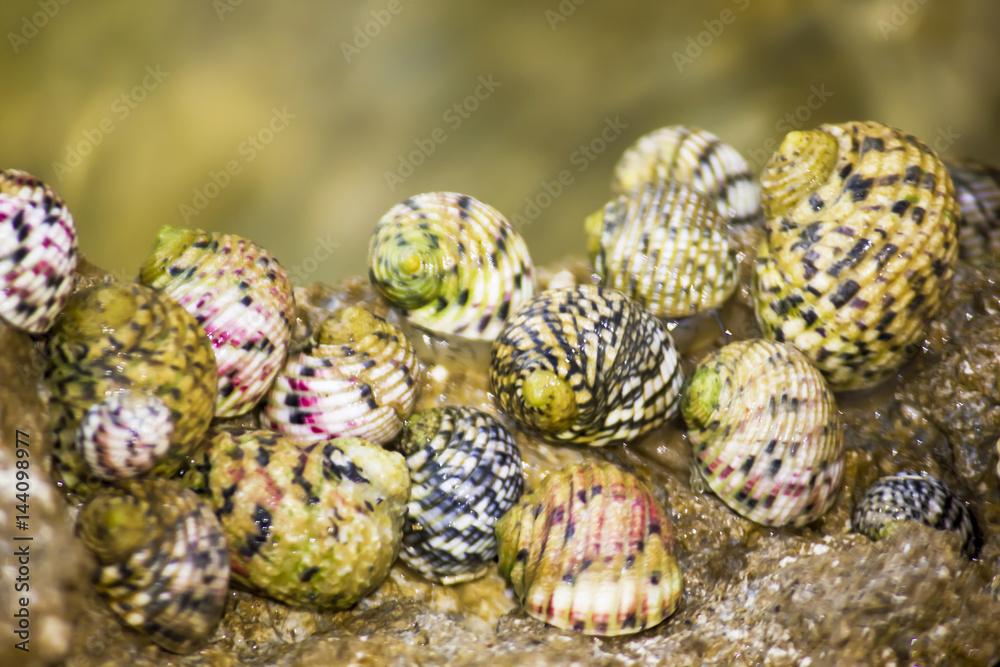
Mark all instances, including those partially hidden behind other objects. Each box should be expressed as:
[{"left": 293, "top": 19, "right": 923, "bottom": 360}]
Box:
[
  {"left": 491, "top": 285, "right": 683, "bottom": 447},
  {"left": 681, "top": 339, "right": 844, "bottom": 526},
  {"left": 263, "top": 305, "right": 421, "bottom": 445},
  {"left": 853, "top": 471, "right": 982, "bottom": 558},
  {"left": 587, "top": 179, "right": 739, "bottom": 318},
  {"left": 946, "top": 160, "right": 1000, "bottom": 263},
  {"left": 496, "top": 461, "right": 683, "bottom": 636},
  {"left": 369, "top": 192, "right": 535, "bottom": 340},
  {"left": 75, "top": 392, "right": 173, "bottom": 480},
  {"left": 612, "top": 125, "right": 762, "bottom": 225},
  {"left": 396, "top": 407, "right": 524, "bottom": 584},
  {"left": 140, "top": 226, "right": 295, "bottom": 417},
  {"left": 76, "top": 479, "right": 229, "bottom": 654}
]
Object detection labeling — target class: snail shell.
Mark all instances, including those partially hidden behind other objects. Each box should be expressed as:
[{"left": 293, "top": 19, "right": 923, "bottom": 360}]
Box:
[
  {"left": 612, "top": 125, "right": 762, "bottom": 225},
  {"left": 754, "top": 121, "right": 959, "bottom": 390},
  {"left": 140, "top": 226, "right": 295, "bottom": 417},
  {"left": 490, "top": 285, "right": 683, "bottom": 447},
  {"left": 75, "top": 392, "right": 174, "bottom": 480},
  {"left": 586, "top": 179, "right": 739, "bottom": 318},
  {"left": 853, "top": 471, "right": 982, "bottom": 558},
  {"left": 946, "top": 160, "right": 1000, "bottom": 263},
  {"left": 681, "top": 339, "right": 844, "bottom": 527},
  {"left": 396, "top": 407, "right": 524, "bottom": 584},
  {"left": 496, "top": 461, "right": 683, "bottom": 636},
  {"left": 263, "top": 305, "right": 421, "bottom": 445},
  {"left": 369, "top": 192, "right": 536, "bottom": 341},
  {"left": 76, "top": 479, "right": 229, "bottom": 654}
]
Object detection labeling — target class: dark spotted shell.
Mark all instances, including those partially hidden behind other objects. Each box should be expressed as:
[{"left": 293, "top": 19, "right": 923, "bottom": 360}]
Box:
[{"left": 946, "top": 160, "right": 1000, "bottom": 263}]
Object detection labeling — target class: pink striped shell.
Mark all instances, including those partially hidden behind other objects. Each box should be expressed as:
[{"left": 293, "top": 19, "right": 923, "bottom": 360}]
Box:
[{"left": 75, "top": 392, "right": 174, "bottom": 480}]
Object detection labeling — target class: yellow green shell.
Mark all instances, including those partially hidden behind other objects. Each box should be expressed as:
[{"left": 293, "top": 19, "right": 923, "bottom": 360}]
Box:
[
  {"left": 753, "top": 121, "right": 959, "bottom": 390},
  {"left": 946, "top": 160, "right": 1000, "bottom": 263}
]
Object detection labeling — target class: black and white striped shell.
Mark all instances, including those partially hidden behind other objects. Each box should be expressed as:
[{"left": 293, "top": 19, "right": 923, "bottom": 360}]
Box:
[
  {"left": 140, "top": 226, "right": 295, "bottom": 417},
  {"left": 946, "top": 160, "right": 1000, "bottom": 263},
  {"left": 396, "top": 407, "right": 524, "bottom": 584},
  {"left": 263, "top": 305, "right": 421, "bottom": 445},
  {"left": 75, "top": 392, "right": 173, "bottom": 480},
  {"left": 681, "top": 339, "right": 844, "bottom": 527},
  {"left": 612, "top": 125, "right": 762, "bottom": 226},
  {"left": 369, "top": 192, "right": 536, "bottom": 341},
  {"left": 491, "top": 285, "right": 683, "bottom": 447},
  {"left": 586, "top": 179, "right": 739, "bottom": 318},
  {"left": 76, "top": 479, "right": 229, "bottom": 654}
]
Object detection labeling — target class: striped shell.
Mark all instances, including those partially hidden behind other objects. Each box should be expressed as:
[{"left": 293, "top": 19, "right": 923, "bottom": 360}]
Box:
[
  {"left": 263, "top": 306, "right": 421, "bottom": 445},
  {"left": 496, "top": 461, "right": 683, "bottom": 636},
  {"left": 754, "top": 121, "right": 959, "bottom": 390},
  {"left": 397, "top": 407, "right": 524, "bottom": 584},
  {"left": 140, "top": 226, "right": 295, "bottom": 417},
  {"left": 681, "top": 339, "right": 844, "bottom": 527},
  {"left": 76, "top": 479, "right": 229, "bottom": 654},
  {"left": 946, "top": 160, "right": 1000, "bottom": 263},
  {"left": 853, "top": 471, "right": 981, "bottom": 558},
  {"left": 201, "top": 428, "right": 409, "bottom": 609},
  {"left": 586, "top": 179, "right": 738, "bottom": 318},
  {"left": 490, "top": 285, "right": 683, "bottom": 447},
  {"left": 75, "top": 392, "right": 173, "bottom": 480},
  {"left": 612, "top": 125, "right": 762, "bottom": 225},
  {"left": 369, "top": 192, "right": 535, "bottom": 341}
]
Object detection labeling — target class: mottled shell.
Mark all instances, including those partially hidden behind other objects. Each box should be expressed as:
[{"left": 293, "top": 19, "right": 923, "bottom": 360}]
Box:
[
  {"left": 587, "top": 179, "right": 738, "bottom": 318},
  {"left": 201, "top": 428, "right": 409, "bottom": 609},
  {"left": 491, "top": 285, "right": 683, "bottom": 447},
  {"left": 369, "top": 192, "right": 535, "bottom": 340},
  {"left": 47, "top": 283, "right": 217, "bottom": 496},
  {"left": 612, "top": 125, "right": 762, "bottom": 225},
  {"left": 681, "top": 339, "right": 844, "bottom": 527},
  {"left": 754, "top": 121, "right": 959, "bottom": 390},
  {"left": 75, "top": 392, "right": 173, "bottom": 480},
  {"left": 263, "top": 306, "right": 421, "bottom": 445},
  {"left": 77, "top": 479, "right": 229, "bottom": 654},
  {"left": 496, "top": 462, "right": 683, "bottom": 636},
  {"left": 140, "top": 226, "right": 295, "bottom": 417},
  {"left": 946, "top": 160, "right": 1000, "bottom": 263},
  {"left": 397, "top": 407, "right": 524, "bottom": 584}
]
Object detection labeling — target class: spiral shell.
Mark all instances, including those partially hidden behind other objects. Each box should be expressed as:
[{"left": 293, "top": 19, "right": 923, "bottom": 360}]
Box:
[
  {"left": 586, "top": 179, "right": 738, "bottom": 318},
  {"left": 75, "top": 392, "right": 173, "bottom": 480},
  {"left": 491, "top": 285, "right": 683, "bottom": 447},
  {"left": 853, "top": 471, "right": 981, "bottom": 558},
  {"left": 396, "top": 407, "right": 524, "bottom": 584},
  {"left": 263, "top": 306, "right": 421, "bottom": 445},
  {"left": 369, "top": 192, "right": 535, "bottom": 340},
  {"left": 681, "top": 339, "right": 844, "bottom": 527},
  {"left": 946, "top": 160, "right": 1000, "bottom": 263},
  {"left": 77, "top": 479, "right": 229, "bottom": 654},
  {"left": 497, "top": 462, "right": 683, "bottom": 636},
  {"left": 753, "top": 121, "right": 959, "bottom": 390},
  {"left": 612, "top": 125, "right": 762, "bottom": 225},
  {"left": 140, "top": 226, "right": 295, "bottom": 417},
  {"left": 201, "top": 428, "right": 409, "bottom": 609}
]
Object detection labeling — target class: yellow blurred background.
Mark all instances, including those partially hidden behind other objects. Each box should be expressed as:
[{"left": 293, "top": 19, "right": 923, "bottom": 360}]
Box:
[{"left": 1, "top": 0, "right": 997, "bottom": 285}]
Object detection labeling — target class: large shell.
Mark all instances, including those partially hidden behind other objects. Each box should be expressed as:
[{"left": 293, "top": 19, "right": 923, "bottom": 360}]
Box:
[
  {"left": 396, "top": 407, "right": 524, "bottom": 584},
  {"left": 201, "top": 428, "right": 409, "bottom": 609},
  {"left": 75, "top": 391, "right": 174, "bottom": 480},
  {"left": 76, "top": 479, "right": 229, "bottom": 654},
  {"left": 681, "top": 339, "right": 844, "bottom": 527},
  {"left": 496, "top": 462, "right": 683, "bottom": 636},
  {"left": 753, "top": 121, "right": 959, "bottom": 390},
  {"left": 946, "top": 160, "right": 1000, "bottom": 263},
  {"left": 490, "top": 285, "right": 683, "bottom": 447},
  {"left": 140, "top": 226, "right": 295, "bottom": 417},
  {"left": 263, "top": 305, "right": 421, "bottom": 445},
  {"left": 369, "top": 192, "right": 535, "bottom": 341},
  {"left": 586, "top": 179, "right": 739, "bottom": 318},
  {"left": 612, "top": 125, "right": 762, "bottom": 225}
]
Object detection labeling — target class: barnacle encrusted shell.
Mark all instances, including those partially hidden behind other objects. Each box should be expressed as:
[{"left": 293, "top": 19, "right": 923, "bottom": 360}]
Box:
[
  {"left": 586, "top": 179, "right": 739, "bottom": 318},
  {"left": 140, "top": 226, "right": 295, "bottom": 417},
  {"left": 946, "top": 160, "right": 1000, "bottom": 263},
  {"left": 201, "top": 428, "right": 409, "bottom": 609},
  {"left": 491, "top": 285, "right": 683, "bottom": 447},
  {"left": 368, "top": 192, "right": 535, "bottom": 341},
  {"left": 496, "top": 461, "right": 683, "bottom": 636},
  {"left": 47, "top": 283, "right": 216, "bottom": 496},
  {"left": 753, "top": 121, "right": 959, "bottom": 390},
  {"left": 263, "top": 305, "right": 421, "bottom": 445},
  {"left": 853, "top": 471, "right": 982, "bottom": 558},
  {"left": 681, "top": 339, "right": 844, "bottom": 527},
  {"left": 75, "top": 392, "right": 173, "bottom": 480},
  {"left": 76, "top": 479, "right": 229, "bottom": 654},
  {"left": 612, "top": 125, "right": 762, "bottom": 225},
  {"left": 396, "top": 407, "right": 524, "bottom": 584}
]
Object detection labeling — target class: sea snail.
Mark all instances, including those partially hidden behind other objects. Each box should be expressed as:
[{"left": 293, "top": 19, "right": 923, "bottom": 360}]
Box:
[{"left": 946, "top": 160, "right": 1000, "bottom": 263}]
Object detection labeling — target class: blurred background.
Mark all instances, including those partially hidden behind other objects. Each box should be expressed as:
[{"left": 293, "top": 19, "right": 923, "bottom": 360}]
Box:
[{"left": 0, "top": 0, "right": 997, "bottom": 285}]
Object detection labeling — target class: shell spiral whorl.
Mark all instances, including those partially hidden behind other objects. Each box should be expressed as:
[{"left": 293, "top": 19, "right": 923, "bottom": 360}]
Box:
[
  {"left": 946, "top": 160, "right": 1000, "bottom": 263},
  {"left": 75, "top": 392, "right": 174, "bottom": 480}
]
